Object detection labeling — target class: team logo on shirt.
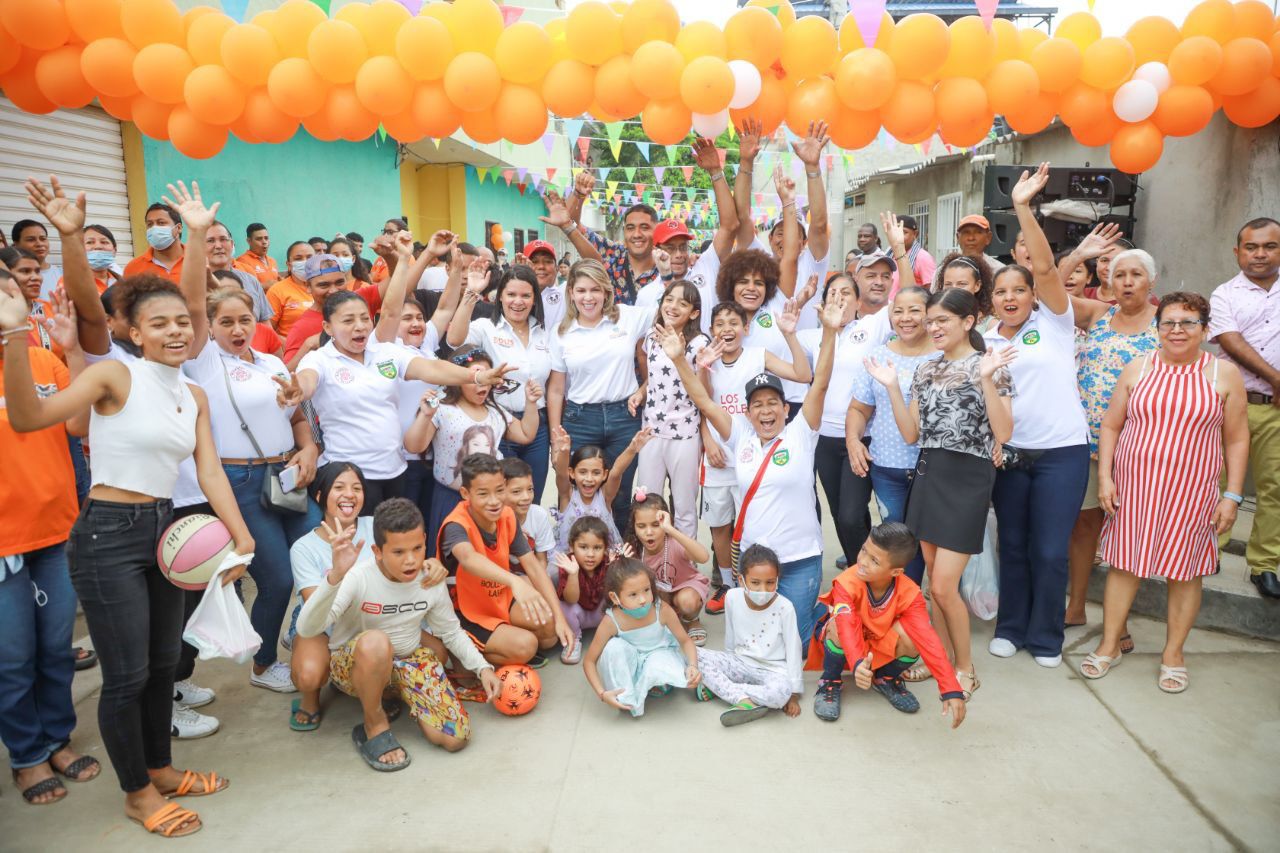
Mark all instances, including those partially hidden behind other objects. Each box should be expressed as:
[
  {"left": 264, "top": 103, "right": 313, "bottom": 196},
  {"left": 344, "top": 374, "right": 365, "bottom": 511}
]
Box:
[
  {"left": 230, "top": 366, "right": 251, "bottom": 382},
  {"left": 756, "top": 314, "right": 774, "bottom": 329},
  {"left": 771, "top": 449, "right": 790, "bottom": 466},
  {"left": 335, "top": 368, "right": 355, "bottom": 385},
  {"left": 545, "top": 289, "right": 561, "bottom": 304},
  {"left": 739, "top": 446, "right": 754, "bottom": 463},
  {"left": 493, "top": 336, "right": 514, "bottom": 348},
  {"left": 1021, "top": 330, "right": 1040, "bottom": 345},
  {"left": 376, "top": 360, "right": 398, "bottom": 379}
]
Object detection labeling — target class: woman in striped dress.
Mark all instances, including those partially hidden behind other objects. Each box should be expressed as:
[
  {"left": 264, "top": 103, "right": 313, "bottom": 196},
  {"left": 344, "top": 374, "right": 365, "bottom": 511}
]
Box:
[{"left": 1080, "top": 293, "right": 1250, "bottom": 693}]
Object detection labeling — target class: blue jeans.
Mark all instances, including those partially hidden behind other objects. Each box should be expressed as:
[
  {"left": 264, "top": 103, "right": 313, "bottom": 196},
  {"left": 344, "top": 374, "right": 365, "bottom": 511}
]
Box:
[
  {"left": 67, "top": 434, "right": 88, "bottom": 505},
  {"left": 402, "top": 458, "right": 434, "bottom": 527},
  {"left": 870, "top": 463, "right": 926, "bottom": 585},
  {"left": 562, "top": 399, "right": 641, "bottom": 532},
  {"left": 0, "top": 543, "right": 76, "bottom": 769},
  {"left": 776, "top": 553, "right": 824, "bottom": 656},
  {"left": 991, "top": 444, "right": 1090, "bottom": 657},
  {"left": 223, "top": 464, "right": 321, "bottom": 668},
  {"left": 501, "top": 409, "right": 550, "bottom": 504}
]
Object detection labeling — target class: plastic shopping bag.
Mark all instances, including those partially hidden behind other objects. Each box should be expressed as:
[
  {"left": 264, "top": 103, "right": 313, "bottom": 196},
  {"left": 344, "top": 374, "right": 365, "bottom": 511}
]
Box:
[
  {"left": 182, "top": 552, "right": 261, "bottom": 663},
  {"left": 959, "top": 510, "right": 1000, "bottom": 621}
]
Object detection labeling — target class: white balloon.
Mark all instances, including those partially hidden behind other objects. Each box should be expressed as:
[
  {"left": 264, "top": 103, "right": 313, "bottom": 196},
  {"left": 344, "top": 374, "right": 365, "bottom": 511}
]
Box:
[
  {"left": 727, "top": 59, "right": 762, "bottom": 110},
  {"left": 1132, "top": 61, "right": 1171, "bottom": 94},
  {"left": 692, "top": 109, "right": 729, "bottom": 138},
  {"left": 1112, "top": 79, "right": 1159, "bottom": 123},
  {"left": 502, "top": 231, "right": 513, "bottom": 245}
]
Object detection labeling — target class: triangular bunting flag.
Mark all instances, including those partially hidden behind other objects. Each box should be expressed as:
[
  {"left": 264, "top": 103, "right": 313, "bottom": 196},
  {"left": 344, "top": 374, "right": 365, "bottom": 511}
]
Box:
[
  {"left": 975, "top": 0, "right": 998, "bottom": 31},
  {"left": 223, "top": 0, "right": 250, "bottom": 20},
  {"left": 502, "top": 169, "right": 515, "bottom": 186},
  {"left": 577, "top": 138, "right": 590, "bottom": 161},
  {"left": 849, "top": 0, "right": 887, "bottom": 49},
  {"left": 564, "top": 118, "right": 585, "bottom": 142},
  {"left": 663, "top": 187, "right": 674, "bottom": 205},
  {"left": 623, "top": 166, "right": 637, "bottom": 182},
  {"left": 545, "top": 167, "right": 557, "bottom": 183},
  {"left": 608, "top": 138, "right": 624, "bottom": 160},
  {"left": 499, "top": 4, "right": 524, "bottom": 26},
  {"left": 517, "top": 167, "right": 528, "bottom": 183},
  {"left": 665, "top": 144, "right": 680, "bottom": 165},
  {"left": 606, "top": 180, "right": 619, "bottom": 199},
  {"left": 476, "top": 167, "right": 489, "bottom": 184},
  {"left": 681, "top": 165, "right": 694, "bottom": 181},
  {"left": 716, "top": 147, "right": 728, "bottom": 168},
  {"left": 634, "top": 184, "right": 646, "bottom": 196},
  {"left": 541, "top": 133, "right": 556, "bottom": 157},
  {"left": 761, "top": 3, "right": 782, "bottom": 18},
  {"left": 392, "top": 0, "right": 420, "bottom": 13},
  {"left": 517, "top": 183, "right": 527, "bottom": 195},
  {"left": 921, "top": 138, "right": 932, "bottom": 156},
  {"left": 635, "top": 141, "right": 650, "bottom": 162},
  {"left": 653, "top": 166, "right": 666, "bottom": 182}
]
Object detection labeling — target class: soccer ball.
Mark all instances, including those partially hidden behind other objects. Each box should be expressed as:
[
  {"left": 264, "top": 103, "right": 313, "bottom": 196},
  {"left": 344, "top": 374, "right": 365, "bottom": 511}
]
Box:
[{"left": 495, "top": 664, "right": 542, "bottom": 716}]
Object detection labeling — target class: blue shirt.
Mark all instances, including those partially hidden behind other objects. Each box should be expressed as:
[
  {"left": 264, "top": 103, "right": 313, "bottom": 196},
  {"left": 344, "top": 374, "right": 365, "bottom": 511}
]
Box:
[{"left": 850, "top": 344, "right": 941, "bottom": 470}]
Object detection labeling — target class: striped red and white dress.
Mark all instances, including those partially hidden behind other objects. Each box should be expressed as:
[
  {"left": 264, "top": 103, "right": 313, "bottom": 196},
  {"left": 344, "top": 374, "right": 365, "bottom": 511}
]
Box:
[{"left": 1101, "top": 352, "right": 1223, "bottom": 581}]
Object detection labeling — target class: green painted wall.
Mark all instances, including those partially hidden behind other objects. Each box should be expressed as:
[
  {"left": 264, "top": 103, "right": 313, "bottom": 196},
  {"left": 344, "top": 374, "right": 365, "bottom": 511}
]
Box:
[
  {"left": 464, "top": 167, "right": 551, "bottom": 253},
  {"left": 140, "top": 130, "right": 402, "bottom": 265}
]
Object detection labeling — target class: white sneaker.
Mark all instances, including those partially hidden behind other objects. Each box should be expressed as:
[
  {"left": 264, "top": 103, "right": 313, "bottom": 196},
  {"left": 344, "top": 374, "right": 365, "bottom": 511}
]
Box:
[
  {"left": 560, "top": 635, "right": 583, "bottom": 665},
  {"left": 171, "top": 702, "right": 219, "bottom": 739},
  {"left": 1034, "top": 654, "right": 1063, "bottom": 668},
  {"left": 988, "top": 637, "right": 1017, "bottom": 658},
  {"left": 249, "top": 661, "right": 298, "bottom": 693},
  {"left": 173, "top": 679, "right": 215, "bottom": 708}
]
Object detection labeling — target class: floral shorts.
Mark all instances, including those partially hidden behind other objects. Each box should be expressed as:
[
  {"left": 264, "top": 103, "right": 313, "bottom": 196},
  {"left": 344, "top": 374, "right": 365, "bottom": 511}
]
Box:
[{"left": 329, "top": 633, "right": 471, "bottom": 741}]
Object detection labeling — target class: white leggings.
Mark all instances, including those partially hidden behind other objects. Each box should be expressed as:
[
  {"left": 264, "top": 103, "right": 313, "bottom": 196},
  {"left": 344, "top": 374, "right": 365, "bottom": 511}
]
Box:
[
  {"left": 635, "top": 435, "right": 703, "bottom": 538},
  {"left": 698, "top": 649, "right": 794, "bottom": 709}
]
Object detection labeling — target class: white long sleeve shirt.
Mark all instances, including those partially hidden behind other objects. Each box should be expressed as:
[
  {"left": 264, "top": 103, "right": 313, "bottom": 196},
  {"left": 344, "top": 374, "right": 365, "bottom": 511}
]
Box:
[{"left": 722, "top": 588, "right": 804, "bottom": 696}]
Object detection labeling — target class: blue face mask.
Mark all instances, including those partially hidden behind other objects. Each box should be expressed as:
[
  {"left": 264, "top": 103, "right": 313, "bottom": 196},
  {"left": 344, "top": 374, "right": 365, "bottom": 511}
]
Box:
[
  {"left": 86, "top": 250, "right": 115, "bottom": 270},
  {"left": 619, "top": 601, "right": 652, "bottom": 619},
  {"left": 146, "top": 225, "right": 176, "bottom": 250},
  {"left": 336, "top": 256, "right": 354, "bottom": 273}
]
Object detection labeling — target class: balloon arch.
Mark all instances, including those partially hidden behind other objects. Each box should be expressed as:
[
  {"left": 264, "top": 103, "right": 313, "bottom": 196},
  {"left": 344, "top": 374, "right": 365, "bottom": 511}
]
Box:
[{"left": 1, "top": 0, "right": 1277, "bottom": 172}]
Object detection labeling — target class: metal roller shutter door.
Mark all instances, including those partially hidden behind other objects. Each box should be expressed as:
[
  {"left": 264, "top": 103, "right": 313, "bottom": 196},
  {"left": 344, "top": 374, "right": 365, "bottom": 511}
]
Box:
[{"left": 0, "top": 97, "right": 134, "bottom": 264}]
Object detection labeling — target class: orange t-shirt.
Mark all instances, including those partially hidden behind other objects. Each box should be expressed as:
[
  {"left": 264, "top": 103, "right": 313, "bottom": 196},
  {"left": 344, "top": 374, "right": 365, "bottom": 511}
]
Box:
[
  {"left": 55, "top": 273, "right": 112, "bottom": 295},
  {"left": 0, "top": 347, "right": 77, "bottom": 553},
  {"left": 27, "top": 300, "right": 65, "bottom": 362},
  {"left": 124, "top": 248, "right": 185, "bottom": 283},
  {"left": 370, "top": 256, "right": 389, "bottom": 285},
  {"left": 235, "top": 251, "right": 279, "bottom": 286},
  {"left": 438, "top": 502, "right": 518, "bottom": 632},
  {"left": 266, "top": 277, "right": 314, "bottom": 337},
  {"left": 252, "top": 323, "right": 283, "bottom": 356}
]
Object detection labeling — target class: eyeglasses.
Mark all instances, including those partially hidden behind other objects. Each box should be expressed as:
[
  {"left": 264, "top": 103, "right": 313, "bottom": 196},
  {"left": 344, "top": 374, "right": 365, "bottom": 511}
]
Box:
[
  {"left": 381, "top": 228, "right": 398, "bottom": 236},
  {"left": 1158, "top": 319, "right": 1205, "bottom": 331}
]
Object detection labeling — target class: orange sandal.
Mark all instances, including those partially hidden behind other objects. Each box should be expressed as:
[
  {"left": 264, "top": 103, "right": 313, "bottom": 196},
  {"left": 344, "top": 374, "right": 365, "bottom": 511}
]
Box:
[
  {"left": 168, "top": 770, "right": 227, "bottom": 798},
  {"left": 133, "top": 802, "right": 201, "bottom": 837}
]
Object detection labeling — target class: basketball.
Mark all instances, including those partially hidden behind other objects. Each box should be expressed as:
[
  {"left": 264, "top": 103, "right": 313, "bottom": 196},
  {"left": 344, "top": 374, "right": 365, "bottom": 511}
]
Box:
[
  {"left": 494, "top": 664, "right": 542, "bottom": 716},
  {"left": 156, "top": 514, "right": 235, "bottom": 591}
]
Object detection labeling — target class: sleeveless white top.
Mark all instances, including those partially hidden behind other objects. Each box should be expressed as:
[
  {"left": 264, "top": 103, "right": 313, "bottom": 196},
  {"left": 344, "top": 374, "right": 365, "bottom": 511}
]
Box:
[{"left": 89, "top": 360, "right": 197, "bottom": 498}]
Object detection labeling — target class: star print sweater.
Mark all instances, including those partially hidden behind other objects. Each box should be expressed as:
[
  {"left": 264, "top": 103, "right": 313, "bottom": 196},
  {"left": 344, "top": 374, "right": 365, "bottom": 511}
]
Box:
[
  {"left": 723, "top": 588, "right": 804, "bottom": 695},
  {"left": 642, "top": 329, "right": 709, "bottom": 440}
]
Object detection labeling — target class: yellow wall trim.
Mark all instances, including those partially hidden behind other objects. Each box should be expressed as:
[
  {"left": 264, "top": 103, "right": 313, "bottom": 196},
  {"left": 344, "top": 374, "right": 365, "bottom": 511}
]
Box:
[{"left": 120, "top": 122, "right": 148, "bottom": 251}]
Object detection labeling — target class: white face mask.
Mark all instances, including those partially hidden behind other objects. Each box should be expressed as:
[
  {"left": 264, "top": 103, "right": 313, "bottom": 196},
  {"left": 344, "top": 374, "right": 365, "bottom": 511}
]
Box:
[
  {"left": 744, "top": 588, "right": 776, "bottom": 607},
  {"left": 291, "top": 261, "right": 308, "bottom": 280}
]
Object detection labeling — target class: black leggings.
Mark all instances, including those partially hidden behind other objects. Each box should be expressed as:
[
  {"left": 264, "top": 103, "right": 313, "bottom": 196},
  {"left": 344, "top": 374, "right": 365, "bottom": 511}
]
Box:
[
  {"left": 67, "top": 499, "right": 180, "bottom": 793},
  {"left": 359, "top": 472, "right": 407, "bottom": 517},
  {"left": 814, "top": 435, "right": 873, "bottom": 565}
]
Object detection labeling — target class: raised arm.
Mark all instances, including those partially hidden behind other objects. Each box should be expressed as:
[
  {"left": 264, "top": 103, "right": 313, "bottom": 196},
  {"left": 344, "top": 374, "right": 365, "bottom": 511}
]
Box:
[
  {"left": 769, "top": 285, "right": 815, "bottom": 383},
  {"left": 565, "top": 169, "right": 593, "bottom": 229},
  {"left": 603, "top": 427, "right": 653, "bottom": 505},
  {"left": 733, "top": 117, "right": 764, "bottom": 250},
  {"left": 881, "top": 211, "right": 917, "bottom": 289},
  {"left": 367, "top": 235, "right": 397, "bottom": 297},
  {"left": 542, "top": 186, "right": 600, "bottom": 263},
  {"left": 166, "top": 181, "right": 218, "bottom": 358},
  {"left": 792, "top": 121, "right": 831, "bottom": 261},
  {"left": 1061, "top": 222, "right": 1127, "bottom": 329},
  {"left": 692, "top": 137, "right": 739, "bottom": 260},
  {"left": 374, "top": 229, "right": 423, "bottom": 344},
  {"left": 1009, "top": 163, "right": 1068, "bottom": 314},
  {"left": 664, "top": 325, "right": 732, "bottom": 440},
  {"left": 550, "top": 423, "right": 572, "bottom": 510},
  {"left": 801, "top": 293, "right": 845, "bottom": 430},
  {"left": 863, "top": 355, "right": 920, "bottom": 445},
  {"left": 402, "top": 390, "right": 440, "bottom": 455},
  {"left": 775, "top": 165, "right": 800, "bottom": 298}
]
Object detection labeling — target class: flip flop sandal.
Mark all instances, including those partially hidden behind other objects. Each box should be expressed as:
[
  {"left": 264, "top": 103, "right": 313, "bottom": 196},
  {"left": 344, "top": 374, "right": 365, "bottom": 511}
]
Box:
[
  {"left": 352, "top": 724, "right": 411, "bottom": 772},
  {"left": 1064, "top": 620, "right": 1087, "bottom": 629},
  {"left": 53, "top": 755, "right": 100, "bottom": 782},
  {"left": 289, "top": 698, "right": 322, "bottom": 732},
  {"left": 131, "top": 802, "right": 201, "bottom": 837},
  {"left": 13, "top": 772, "right": 66, "bottom": 805},
  {"left": 1080, "top": 651, "right": 1122, "bottom": 680},
  {"left": 1158, "top": 665, "right": 1189, "bottom": 694},
  {"left": 687, "top": 627, "right": 708, "bottom": 647},
  {"left": 902, "top": 661, "right": 934, "bottom": 683},
  {"left": 73, "top": 647, "right": 98, "bottom": 671},
  {"left": 168, "top": 770, "right": 227, "bottom": 798},
  {"left": 1119, "top": 634, "right": 1135, "bottom": 655},
  {"left": 719, "top": 701, "right": 770, "bottom": 727},
  {"left": 694, "top": 684, "right": 714, "bottom": 702}
]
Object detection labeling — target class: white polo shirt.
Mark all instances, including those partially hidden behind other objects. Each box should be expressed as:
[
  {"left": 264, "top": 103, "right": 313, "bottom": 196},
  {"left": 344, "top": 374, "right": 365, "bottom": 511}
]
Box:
[
  {"left": 797, "top": 308, "right": 892, "bottom": 438},
  {"left": 183, "top": 343, "right": 296, "bottom": 459},
  {"left": 983, "top": 300, "right": 1089, "bottom": 450},
  {"left": 727, "top": 414, "right": 822, "bottom": 564},
  {"left": 541, "top": 283, "right": 566, "bottom": 333},
  {"left": 417, "top": 266, "right": 448, "bottom": 292},
  {"left": 373, "top": 329, "right": 441, "bottom": 463},
  {"left": 466, "top": 315, "right": 551, "bottom": 413},
  {"left": 751, "top": 236, "right": 829, "bottom": 331},
  {"left": 703, "top": 346, "right": 766, "bottom": 488},
  {"left": 549, "top": 303, "right": 656, "bottom": 404},
  {"left": 743, "top": 292, "right": 804, "bottom": 404},
  {"left": 297, "top": 340, "right": 415, "bottom": 479}
]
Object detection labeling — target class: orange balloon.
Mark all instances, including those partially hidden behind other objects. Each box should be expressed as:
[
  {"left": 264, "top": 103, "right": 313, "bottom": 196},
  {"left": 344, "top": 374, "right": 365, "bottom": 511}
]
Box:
[
  {"left": 228, "top": 117, "right": 261, "bottom": 145},
  {"left": 1069, "top": 113, "right": 1120, "bottom": 147},
  {"left": 839, "top": 11, "right": 893, "bottom": 52},
  {"left": 1, "top": 55, "right": 57, "bottom": 114},
  {"left": 1125, "top": 17, "right": 1182, "bottom": 66},
  {"left": 168, "top": 105, "right": 227, "bottom": 159},
  {"left": 1028, "top": 38, "right": 1082, "bottom": 94},
  {"left": 355, "top": 55, "right": 413, "bottom": 115},
  {"left": 362, "top": 0, "right": 411, "bottom": 56},
  {"left": 940, "top": 16, "right": 996, "bottom": 80},
  {"left": 1017, "top": 28, "right": 1048, "bottom": 60},
  {"left": 241, "top": 87, "right": 298, "bottom": 143},
  {"left": 1109, "top": 121, "right": 1163, "bottom": 173},
  {"left": 935, "top": 77, "right": 987, "bottom": 129},
  {"left": 134, "top": 43, "right": 194, "bottom": 104},
  {"left": 81, "top": 38, "right": 140, "bottom": 97},
  {"left": 0, "top": 28, "right": 20, "bottom": 76},
  {"left": 410, "top": 81, "right": 462, "bottom": 138},
  {"left": 785, "top": 76, "right": 838, "bottom": 135},
  {"left": 1209, "top": 37, "right": 1271, "bottom": 96},
  {"left": 1003, "top": 90, "right": 1059, "bottom": 134},
  {"left": 267, "top": 57, "right": 329, "bottom": 118},
  {"left": 1168, "top": 36, "right": 1223, "bottom": 86},
  {"left": 827, "top": 105, "right": 879, "bottom": 149},
  {"left": 889, "top": 15, "right": 950, "bottom": 80},
  {"left": 184, "top": 64, "right": 245, "bottom": 125},
  {"left": 461, "top": 108, "right": 501, "bottom": 144},
  {"left": 940, "top": 112, "right": 994, "bottom": 148},
  {"left": 334, "top": 1, "right": 371, "bottom": 29},
  {"left": 98, "top": 92, "right": 135, "bottom": 121},
  {"left": 302, "top": 109, "right": 341, "bottom": 142},
  {"left": 680, "top": 56, "right": 735, "bottom": 115},
  {"left": 67, "top": 0, "right": 124, "bottom": 42},
  {"left": 35, "top": 46, "right": 94, "bottom": 108},
  {"left": 1151, "top": 84, "right": 1215, "bottom": 136},
  {"left": 1055, "top": 12, "right": 1101, "bottom": 51},
  {"left": 266, "top": 0, "right": 326, "bottom": 59},
  {"left": 380, "top": 108, "right": 425, "bottom": 143},
  {"left": 1221, "top": 76, "right": 1280, "bottom": 128},
  {"left": 2, "top": 0, "right": 71, "bottom": 51},
  {"left": 1271, "top": 31, "right": 1280, "bottom": 78},
  {"left": 879, "top": 80, "right": 935, "bottom": 140},
  {"left": 631, "top": 41, "right": 685, "bottom": 101},
  {"left": 321, "top": 86, "right": 378, "bottom": 141},
  {"left": 396, "top": 17, "right": 454, "bottom": 82},
  {"left": 621, "top": 0, "right": 680, "bottom": 53},
  {"left": 496, "top": 22, "right": 552, "bottom": 86},
  {"left": 1080, "top": 37, "right": 1135, "bottom": 91},
  {"left": 724, "top": 7, "right": 783, "bottom": 69},
  {"left": 566, "top": 2, "right": 622, "bottom": 66},
  {"left": 542, "top": 59, "right": 595, "bottom": 117},
  {"left": 221, "top": 24, "right": 279, "bottom": 88},
  {"left": 675, "top": 21, "right": 727, "bottom": 62},
  {"left": 186, "top": 12, "right": 233, "bottom": 66},
  {"left": 1231, "top": 1, "right": 1276, "bottom": 41},
  {"left": 1181, "top": 0, "right": 1235, "bottom": 44},
  {"left": 121, "top": 0, "right": 184, "bottom": 48},
  {"left": 447, "top": 0, "right": 504, "bottom": 54},
  {"left": 641, "top": 98, "right": 692, "bottom": 145},
  {"left": 780, "top": 15, "right": 837, "bottom": 80},
  {"left": 594, "top": 55, "right": 645, "bottom": 120},
  {"left": 731, "top": 72, "right": 789, "bottom": 135},
  {"left": 746, "top": 0, "right": 796, "bottom": 29},
  {"left": 444, "top": 52, "right": 501, "bottom": 112},
  {"left": 494, "top": 84, "right": 548, "bottom": 145},
  {"left": 836, "top": 49, "right": 896, "bottom": 110},
  {"left": 984, "top": 59, "right": 1039, "bottom": 116},
  {"left": 130, "top": 94, "right": 174, "bottom": 138},
  {"left": 1058, "top": 83, "right": 1110, "bottom": 128},
  {"left": 308, "top": 21, "right": 368, "bottom": 85},
  {"left": 991, "top": 19, "right": 1020, "bottom": 63}
]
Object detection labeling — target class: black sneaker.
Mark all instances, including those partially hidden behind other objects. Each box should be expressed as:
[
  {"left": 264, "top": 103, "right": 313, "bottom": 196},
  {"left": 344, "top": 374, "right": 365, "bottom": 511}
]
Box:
[
  {"left": 528, "top": 653, "right": 549, "bottom": 669},
  {"left": 872, "top": 676, "right": 920, "bottom": 714},
  {"left": 705, "top": 584, "right": 729, "bottom": 615},
  {"left": 813, "top": 679, "right": 842, "bottom": 721}
]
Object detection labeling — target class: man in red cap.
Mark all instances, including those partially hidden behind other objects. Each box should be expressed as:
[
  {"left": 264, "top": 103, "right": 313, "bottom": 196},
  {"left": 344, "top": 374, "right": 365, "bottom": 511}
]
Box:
[
  {"left": 956, "top": 214, "right": 1004, "bottom": 273},
  {"left": 644, "top": 219, "right": 726, "bottom": 334},
  {"left": 520, "top": 238, "right": 566, "bottom": 331}
]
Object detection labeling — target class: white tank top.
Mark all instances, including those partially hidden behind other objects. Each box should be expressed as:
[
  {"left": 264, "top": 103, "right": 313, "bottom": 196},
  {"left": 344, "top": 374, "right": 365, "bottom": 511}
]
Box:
[{"left": 90, "top": 360, "right": 198, "bottom": 498}]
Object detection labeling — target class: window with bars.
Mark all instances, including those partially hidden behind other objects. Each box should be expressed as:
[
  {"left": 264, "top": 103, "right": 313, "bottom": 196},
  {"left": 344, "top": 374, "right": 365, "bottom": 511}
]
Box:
[
  {"left": 907, "top": 200, "right": 930, "bottom": 252},
  {"left": 936, "top": 193, "right": 963, "bottom": 256}
]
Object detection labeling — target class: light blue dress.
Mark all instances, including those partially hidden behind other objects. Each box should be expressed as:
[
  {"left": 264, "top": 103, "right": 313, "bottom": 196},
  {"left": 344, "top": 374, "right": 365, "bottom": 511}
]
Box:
[{"left": 598, "top": 600, "right": 688, "bottom": 717}]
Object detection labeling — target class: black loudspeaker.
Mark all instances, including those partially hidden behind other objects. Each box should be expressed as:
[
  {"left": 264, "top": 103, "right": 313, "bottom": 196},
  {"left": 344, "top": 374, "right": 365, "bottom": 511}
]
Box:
[
  {"left": 986, "top": 210, "right": 1136, "bottom": 257},
  {"left": 984, "top": 165, "right": 1137, "bottom": 210}
]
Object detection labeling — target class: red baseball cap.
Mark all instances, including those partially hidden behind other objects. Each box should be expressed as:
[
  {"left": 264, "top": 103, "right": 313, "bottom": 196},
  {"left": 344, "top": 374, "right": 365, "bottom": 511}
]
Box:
[
  {"left": 957, "top": 214, "right": 991, "bottom": 231},
  {"left": 523, "top": 239, "right": 556, "bottom": 259},
  {"left": 653, "top": 219, "right": 691, "bottom": 245}
]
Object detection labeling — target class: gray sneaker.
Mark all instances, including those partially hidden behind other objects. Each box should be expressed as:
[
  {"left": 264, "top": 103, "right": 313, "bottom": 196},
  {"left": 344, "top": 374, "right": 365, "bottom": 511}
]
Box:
[
  {"left": 173, "top": 679, "right": 215, "bottom": 708},
  {"left": 171, "top": 702, "right": 219, "bottom": 739},
  {"left": 813, "top": 680, "right": 842, "bottom": 722}
]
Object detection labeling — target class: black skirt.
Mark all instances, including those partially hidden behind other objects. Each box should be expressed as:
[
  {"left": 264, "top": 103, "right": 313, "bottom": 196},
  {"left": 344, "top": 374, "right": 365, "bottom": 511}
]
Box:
[{"left": 904, "top": 447, "right": 995, "bottom": 555}]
